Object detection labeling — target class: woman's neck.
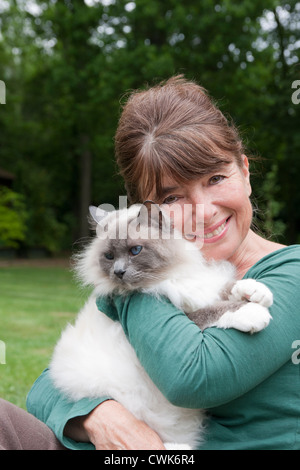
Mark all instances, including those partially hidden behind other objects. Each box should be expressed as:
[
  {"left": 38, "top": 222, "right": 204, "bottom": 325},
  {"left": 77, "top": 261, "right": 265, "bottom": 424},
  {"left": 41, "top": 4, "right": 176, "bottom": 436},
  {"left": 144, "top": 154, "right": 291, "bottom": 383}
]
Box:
[{"left": 229, "top": 230, "right": 286, "bottom": 279}]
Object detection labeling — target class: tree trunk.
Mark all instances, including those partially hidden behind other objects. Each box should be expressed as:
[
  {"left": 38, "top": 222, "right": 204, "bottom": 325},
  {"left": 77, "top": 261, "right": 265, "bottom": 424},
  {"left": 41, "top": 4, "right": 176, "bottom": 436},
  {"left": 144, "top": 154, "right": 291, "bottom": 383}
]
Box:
[{"left": 78, "top": 134, "right": 92, "bottom": 239}]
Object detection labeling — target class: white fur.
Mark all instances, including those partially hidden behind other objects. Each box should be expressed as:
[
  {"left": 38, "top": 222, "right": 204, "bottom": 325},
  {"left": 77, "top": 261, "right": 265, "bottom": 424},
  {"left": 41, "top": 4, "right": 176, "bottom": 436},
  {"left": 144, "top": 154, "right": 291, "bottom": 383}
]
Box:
[
  {"left": 229, "top": 279, "right": 273, "bottom": 308},
  {"left": 50, "top": 296, "right": 205, "bottom": 449},
  {"left": 50, "top": 205, "right": 273, "bottom": 449}
]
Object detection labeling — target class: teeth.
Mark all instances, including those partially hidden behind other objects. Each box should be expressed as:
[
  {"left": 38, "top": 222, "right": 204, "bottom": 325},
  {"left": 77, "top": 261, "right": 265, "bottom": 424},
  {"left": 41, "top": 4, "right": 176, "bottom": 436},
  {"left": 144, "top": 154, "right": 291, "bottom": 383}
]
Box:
[
  {"left": 204, "top": 221, "right": 226, "bottom": 239},
  {"left": 185, "top": 220, "right": 228, "bottom": 241}
]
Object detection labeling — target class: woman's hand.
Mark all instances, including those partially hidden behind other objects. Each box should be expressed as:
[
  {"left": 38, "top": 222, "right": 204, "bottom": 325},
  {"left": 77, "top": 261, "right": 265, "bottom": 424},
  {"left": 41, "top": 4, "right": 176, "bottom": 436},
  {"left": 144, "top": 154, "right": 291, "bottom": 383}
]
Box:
[{"left": 64, "top": 400, "right": 166, "bottom": 450}]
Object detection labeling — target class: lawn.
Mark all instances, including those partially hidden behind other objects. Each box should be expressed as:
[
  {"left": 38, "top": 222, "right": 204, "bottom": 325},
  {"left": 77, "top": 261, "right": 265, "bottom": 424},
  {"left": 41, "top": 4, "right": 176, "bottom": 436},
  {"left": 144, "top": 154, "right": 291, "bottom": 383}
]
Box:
[{"left": 0, "top": 262, "right": 91, "bottom": 409}]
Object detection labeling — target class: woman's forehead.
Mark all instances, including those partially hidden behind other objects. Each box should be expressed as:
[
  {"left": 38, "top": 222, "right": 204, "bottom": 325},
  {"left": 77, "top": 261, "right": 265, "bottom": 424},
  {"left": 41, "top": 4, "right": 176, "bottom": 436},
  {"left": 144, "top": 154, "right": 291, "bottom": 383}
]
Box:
[
  {"left": 148, "top": 175, "right": 192, "bottom": 201},
  {"left": 159, "top": 176, "right": 182, "bottom": 195}
]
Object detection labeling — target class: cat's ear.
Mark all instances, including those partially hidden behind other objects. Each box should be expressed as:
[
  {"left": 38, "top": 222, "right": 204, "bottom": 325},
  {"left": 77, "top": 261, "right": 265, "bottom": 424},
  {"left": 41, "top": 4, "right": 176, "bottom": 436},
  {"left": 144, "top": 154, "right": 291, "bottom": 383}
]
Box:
[{"left": 89, "top": 205, "right": 109, "bottom": 227}]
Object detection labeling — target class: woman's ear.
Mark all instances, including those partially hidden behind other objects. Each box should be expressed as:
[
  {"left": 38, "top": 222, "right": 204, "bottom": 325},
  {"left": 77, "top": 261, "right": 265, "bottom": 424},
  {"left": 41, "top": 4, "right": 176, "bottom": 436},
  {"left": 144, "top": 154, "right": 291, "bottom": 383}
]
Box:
[{"left": 241, "top": 155, "right": 252, "bottom": 197}]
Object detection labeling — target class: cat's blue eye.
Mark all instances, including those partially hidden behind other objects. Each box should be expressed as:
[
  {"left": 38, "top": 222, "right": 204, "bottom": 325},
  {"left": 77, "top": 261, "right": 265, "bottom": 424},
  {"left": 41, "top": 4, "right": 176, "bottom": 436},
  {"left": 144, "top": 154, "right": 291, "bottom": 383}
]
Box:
[
  {"left": 130, "top": 245, "right": 143, "bottom": 256},
  {"left": 104, "top": 252, "right": 114, "bottom": 260}
]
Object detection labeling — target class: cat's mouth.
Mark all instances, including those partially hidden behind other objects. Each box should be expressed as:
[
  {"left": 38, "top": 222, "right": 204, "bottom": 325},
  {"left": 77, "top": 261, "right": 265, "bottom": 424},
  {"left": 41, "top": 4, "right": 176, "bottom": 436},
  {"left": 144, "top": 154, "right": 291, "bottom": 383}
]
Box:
[{"left": 112, "top": 270, "right": 163, "bottom": 290}]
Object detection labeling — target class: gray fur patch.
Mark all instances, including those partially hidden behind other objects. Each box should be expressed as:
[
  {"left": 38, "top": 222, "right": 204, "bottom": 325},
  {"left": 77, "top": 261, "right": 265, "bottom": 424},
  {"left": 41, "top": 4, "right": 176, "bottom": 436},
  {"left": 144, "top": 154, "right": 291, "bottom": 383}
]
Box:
[{"left": 186, "top": 300, "right": 247, "bottom": 330}]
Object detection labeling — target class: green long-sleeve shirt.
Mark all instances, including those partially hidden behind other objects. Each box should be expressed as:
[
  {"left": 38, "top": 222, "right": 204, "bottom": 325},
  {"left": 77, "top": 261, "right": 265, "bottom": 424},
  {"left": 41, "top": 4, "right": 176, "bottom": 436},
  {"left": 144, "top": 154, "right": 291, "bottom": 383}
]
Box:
[{"left": 27, "top": 245, "right": 300, "bottom": 449}]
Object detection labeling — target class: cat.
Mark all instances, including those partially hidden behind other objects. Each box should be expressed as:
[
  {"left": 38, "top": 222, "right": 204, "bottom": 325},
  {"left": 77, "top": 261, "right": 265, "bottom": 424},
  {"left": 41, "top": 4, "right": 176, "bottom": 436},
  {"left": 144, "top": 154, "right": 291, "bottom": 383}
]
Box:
[{"left": 50, "top": 201, "right": 273, "bottom": 450}]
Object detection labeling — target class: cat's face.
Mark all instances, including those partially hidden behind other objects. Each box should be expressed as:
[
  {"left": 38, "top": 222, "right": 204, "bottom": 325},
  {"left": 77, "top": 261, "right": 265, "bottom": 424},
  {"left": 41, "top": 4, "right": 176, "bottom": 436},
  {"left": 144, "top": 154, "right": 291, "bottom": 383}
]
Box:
[
  {"left": 95, "top": 205, "right": 177, "bottom": 290},
  {"left": 99, "top": 236, "right": 172, "bottom": 289},
  {"left": 77, "top": 202, "right": 199, "bottom": 293}
]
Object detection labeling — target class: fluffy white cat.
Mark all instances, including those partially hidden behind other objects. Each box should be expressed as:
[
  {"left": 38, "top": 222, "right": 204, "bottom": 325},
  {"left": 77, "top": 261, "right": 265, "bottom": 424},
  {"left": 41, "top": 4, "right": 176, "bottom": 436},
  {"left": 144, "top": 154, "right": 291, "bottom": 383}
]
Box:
[{"left": 50, "top": 202, "right": 272, "bottom": 449}]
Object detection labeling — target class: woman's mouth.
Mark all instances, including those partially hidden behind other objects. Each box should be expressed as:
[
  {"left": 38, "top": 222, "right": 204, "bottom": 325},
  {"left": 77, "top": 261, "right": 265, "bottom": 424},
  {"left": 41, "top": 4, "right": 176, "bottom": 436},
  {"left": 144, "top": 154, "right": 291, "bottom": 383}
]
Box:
[
  {"left": 203, "top": 216, "right": 231, "bottom": 243},
  {"left": 204, "top": 219, "right": 227, "bottom": 239},
  {"left": 185, "top": 216, "right": 231, "bottom": 244}
]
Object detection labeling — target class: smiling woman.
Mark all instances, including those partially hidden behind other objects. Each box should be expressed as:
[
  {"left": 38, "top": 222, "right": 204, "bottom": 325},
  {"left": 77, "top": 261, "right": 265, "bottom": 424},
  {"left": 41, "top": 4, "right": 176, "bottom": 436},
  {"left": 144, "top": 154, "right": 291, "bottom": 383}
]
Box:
[
  {"left": 115, "top": 75, "right": 244, "bottom": 205},
  {"left": 8, "top": 75, "right": 300, "bottom": 450},
  {"left": 115, "top": 76, "right": 286, "bottom": 275},
  {"left": 155, "top": 158, "right": 254, "bottom": 267}
]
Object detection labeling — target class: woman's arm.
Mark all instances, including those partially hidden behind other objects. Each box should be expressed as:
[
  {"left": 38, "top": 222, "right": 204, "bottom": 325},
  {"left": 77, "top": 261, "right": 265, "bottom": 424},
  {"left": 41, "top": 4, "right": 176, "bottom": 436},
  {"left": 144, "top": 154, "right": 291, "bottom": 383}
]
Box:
[
  {"left": 69, "top": 400, "right": 165, "bottom": 450},
  {"left": 98, "top": 263, "right": 300, "bottom": 409},
  {"left": 26, "top": 368, "right": 109, "bottom": 449},
  {"left": 27, "top": 368, "right": 165, "bottom": 450}
]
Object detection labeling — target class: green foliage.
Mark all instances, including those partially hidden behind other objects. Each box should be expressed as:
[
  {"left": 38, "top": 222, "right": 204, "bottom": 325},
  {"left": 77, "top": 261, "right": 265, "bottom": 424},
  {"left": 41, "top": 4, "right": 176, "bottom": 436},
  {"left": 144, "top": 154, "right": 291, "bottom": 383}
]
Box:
[
  {"left": 0, "top": 187, "right": 28, "bottom": 249},
  {"left": 0, "top": 0, "right": 299, "bottom": 252},
  {"left": 16, "top": 165, "right": 69, "bottom": 254},
  {"left": 257, "top": 164, "right": 287, "bottom": 242}
]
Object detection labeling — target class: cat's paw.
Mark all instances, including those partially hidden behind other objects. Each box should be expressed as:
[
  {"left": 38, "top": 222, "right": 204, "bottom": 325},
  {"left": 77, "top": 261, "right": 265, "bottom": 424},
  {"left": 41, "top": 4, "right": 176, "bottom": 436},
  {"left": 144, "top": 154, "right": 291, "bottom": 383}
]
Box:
[
  {"left": 215, "top": 302, "right": 272, "bottom": 334},
  {"left": 229, "top": 279, "right": 273, "bottom": 308}
]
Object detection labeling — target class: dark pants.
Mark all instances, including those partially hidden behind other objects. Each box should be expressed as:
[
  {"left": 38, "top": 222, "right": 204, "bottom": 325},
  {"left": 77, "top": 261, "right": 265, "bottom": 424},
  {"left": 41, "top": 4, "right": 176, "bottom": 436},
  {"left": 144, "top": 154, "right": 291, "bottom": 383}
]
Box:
[{"left": 0, "top": 398, "right": 65, "bottom": 450}]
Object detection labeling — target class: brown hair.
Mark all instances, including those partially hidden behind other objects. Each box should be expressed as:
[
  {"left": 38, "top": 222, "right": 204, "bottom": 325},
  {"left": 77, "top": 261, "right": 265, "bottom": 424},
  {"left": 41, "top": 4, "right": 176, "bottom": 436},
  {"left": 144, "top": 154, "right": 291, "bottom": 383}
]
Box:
[{"left": 115, "top": 75, "right": 244, "bottom": 203}]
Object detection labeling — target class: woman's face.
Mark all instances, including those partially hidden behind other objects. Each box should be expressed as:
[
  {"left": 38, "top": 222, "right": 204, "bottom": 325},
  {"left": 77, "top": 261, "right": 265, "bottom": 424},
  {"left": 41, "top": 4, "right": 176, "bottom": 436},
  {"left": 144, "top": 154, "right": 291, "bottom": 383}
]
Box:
[{"left": 150, "top": 156, "right": 252, "bottom": 262}]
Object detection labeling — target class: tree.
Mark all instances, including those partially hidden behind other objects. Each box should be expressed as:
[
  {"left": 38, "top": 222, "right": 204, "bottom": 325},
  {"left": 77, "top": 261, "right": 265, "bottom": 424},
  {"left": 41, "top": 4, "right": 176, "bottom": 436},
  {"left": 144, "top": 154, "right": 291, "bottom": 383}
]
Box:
[
  {"left": 0, "top": 187, "right": 27, "bottom": 249},
  {"left": 0, "top": 0, "right": 299, "bottom": 253}
]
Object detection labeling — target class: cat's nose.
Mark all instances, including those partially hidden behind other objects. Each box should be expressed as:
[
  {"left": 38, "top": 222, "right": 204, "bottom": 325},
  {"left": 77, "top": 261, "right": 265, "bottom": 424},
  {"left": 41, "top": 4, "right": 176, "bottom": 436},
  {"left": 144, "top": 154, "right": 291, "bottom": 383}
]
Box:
[{"left": 114, "top": 268, "right": 126, "bottom": 279}]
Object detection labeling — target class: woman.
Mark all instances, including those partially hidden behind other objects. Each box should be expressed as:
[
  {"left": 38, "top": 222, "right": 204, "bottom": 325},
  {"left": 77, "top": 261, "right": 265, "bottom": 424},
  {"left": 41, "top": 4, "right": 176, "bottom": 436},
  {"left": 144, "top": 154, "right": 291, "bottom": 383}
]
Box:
[{"left": 3, "top": 76, "right": 300, "bottom": 450}]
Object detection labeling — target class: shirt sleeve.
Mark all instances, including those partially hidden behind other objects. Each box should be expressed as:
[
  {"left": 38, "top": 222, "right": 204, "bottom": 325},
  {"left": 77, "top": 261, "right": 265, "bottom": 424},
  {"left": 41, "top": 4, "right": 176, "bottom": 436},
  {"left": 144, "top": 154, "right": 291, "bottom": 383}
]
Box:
[
  {"left": 26, "top": 368, "right": 110, "bottom": 450},
  {"left": 96, "top": 259, "right": 300, "bottom": 409}
]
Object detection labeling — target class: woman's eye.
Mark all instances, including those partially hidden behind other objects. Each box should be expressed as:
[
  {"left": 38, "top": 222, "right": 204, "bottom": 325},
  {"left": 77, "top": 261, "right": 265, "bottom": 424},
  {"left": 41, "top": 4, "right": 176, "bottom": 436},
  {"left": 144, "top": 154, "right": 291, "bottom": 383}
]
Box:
[
  {"left": 130, "top": 245, "right": 143, "bottom": 256},
  {"left": 104, "top": 252, "right": 114, "bottom": 260},
  {"left": 209, "top": 175, "right": 225, "bottom": 185},
  {"left": 163, "top": 195, "right": 178, "bottom": 205}
]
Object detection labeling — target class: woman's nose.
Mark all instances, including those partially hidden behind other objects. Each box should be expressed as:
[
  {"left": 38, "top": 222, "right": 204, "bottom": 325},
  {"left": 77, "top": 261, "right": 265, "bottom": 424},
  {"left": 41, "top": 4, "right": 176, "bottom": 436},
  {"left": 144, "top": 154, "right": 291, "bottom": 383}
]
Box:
[
  {"left": 190, "top": 191, "right": 217, "bottom": 227},
  {"left": 202, "top": 202, "right": 217, "bottom": 225}
]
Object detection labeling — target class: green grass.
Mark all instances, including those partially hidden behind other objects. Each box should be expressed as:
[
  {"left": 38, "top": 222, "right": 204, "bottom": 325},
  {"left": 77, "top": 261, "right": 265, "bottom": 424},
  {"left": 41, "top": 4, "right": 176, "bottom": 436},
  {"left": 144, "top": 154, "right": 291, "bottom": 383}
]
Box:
[{"left": 0, "top": 264, "right": 91, "bottom": 409}]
